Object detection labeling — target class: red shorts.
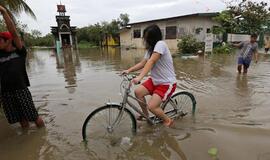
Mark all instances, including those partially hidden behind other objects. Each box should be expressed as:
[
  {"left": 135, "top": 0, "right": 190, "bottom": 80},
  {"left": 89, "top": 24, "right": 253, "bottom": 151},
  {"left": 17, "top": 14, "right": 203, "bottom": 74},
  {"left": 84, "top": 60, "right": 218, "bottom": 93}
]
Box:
[{"left": 142, "top": 78, "right": 176, "bottom": 101}]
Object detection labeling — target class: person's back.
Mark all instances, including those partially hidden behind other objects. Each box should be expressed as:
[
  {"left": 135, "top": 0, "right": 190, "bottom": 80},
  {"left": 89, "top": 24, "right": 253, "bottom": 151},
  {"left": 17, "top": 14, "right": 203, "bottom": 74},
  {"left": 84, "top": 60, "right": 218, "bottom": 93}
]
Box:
[{"left": 144, "top": 40, "right": 176, "bottom": 85}]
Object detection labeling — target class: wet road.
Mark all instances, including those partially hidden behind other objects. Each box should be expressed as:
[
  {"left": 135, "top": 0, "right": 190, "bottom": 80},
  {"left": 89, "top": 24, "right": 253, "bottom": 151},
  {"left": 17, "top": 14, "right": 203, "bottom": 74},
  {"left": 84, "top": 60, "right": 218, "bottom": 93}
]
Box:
[{"left": 1, "top": 47, "right": 270, "bottom": 160}]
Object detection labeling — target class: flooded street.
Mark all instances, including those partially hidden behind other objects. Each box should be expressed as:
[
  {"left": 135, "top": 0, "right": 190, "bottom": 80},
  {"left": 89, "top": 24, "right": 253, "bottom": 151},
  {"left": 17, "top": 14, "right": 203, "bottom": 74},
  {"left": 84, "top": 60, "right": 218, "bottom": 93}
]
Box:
[{"left": 1, "top": 48, "right": 270, "bottom": 160}]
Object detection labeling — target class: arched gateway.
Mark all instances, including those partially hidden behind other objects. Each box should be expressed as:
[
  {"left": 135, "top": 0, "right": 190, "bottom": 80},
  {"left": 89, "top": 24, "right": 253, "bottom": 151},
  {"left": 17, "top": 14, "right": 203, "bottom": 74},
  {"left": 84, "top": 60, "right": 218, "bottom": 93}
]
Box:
[{"left": 51, "top": 4, "right": 77, "bottom": 49}]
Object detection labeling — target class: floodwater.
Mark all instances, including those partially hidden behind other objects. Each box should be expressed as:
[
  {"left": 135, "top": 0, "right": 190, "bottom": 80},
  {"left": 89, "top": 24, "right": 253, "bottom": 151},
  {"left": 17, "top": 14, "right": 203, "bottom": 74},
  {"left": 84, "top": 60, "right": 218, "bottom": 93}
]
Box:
[{"left": 1, "top": 47, "right": 270, "bottom": 160}]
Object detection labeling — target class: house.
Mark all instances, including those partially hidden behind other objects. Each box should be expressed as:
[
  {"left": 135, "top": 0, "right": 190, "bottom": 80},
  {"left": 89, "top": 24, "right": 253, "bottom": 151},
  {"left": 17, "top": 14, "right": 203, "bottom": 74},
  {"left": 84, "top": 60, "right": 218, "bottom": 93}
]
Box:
[
  {"left": 120, "top": 12, "right": 220, "bottom": 51},
  {"left": 102, "top": 34, "right": 120, "bottom": 46}
]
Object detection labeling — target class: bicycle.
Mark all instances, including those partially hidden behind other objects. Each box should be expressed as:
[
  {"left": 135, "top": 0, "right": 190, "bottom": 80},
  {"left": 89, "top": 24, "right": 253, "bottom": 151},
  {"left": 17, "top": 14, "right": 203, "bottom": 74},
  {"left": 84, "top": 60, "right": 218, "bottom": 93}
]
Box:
[{"left": 82, "top": 74, "right": 196, "bottom": 144}]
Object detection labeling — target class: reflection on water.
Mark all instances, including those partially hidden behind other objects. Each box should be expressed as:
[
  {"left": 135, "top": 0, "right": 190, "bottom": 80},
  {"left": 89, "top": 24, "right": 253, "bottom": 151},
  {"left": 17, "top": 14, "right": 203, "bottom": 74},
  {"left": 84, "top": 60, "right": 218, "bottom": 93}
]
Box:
[
  {"left": 83, "top": 127, "right": 188, "bottom": 160},
  {"left": 1, "top": 47, "right": 270, "bottom": 160},
  {"left": 236, "top": 74, "right": 249, "bottom": 95},
  {"left": 55, "top": 48, "right": 80, "bottom": 93},
  {"left": 124, "top": 129, "right": 187, "bottom": 160}
]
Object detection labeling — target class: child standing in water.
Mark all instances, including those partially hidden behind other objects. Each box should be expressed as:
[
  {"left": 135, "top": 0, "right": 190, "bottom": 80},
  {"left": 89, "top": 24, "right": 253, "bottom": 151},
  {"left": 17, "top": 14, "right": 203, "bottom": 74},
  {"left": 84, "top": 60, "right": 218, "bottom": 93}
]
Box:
[
  {"left": 0, "top": 5, "right": 44, "bottom": 128},
  {"left": 122, "top": 24, "right": 176, "bottom": 127},
  {"left": 233, "top": 34, "right": 258, "bottom": 74}
]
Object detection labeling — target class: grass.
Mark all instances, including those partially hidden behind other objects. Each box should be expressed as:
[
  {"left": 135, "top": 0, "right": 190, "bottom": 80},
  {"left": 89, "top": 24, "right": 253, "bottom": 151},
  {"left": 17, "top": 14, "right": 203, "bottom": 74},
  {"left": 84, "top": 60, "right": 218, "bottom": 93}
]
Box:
[{"left": 78, "top": 42, "right": 99, "bottom": 49}]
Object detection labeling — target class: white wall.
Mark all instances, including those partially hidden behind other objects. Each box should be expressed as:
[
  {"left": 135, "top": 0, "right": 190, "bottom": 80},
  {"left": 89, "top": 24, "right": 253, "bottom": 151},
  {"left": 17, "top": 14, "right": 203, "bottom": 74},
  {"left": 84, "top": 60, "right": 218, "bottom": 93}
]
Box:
[
  {"left": 120, "top": 15, "right": 220, "bottom": 51},
  {"left": 227, "top": 34, "right": 250, "bottom": 42}
]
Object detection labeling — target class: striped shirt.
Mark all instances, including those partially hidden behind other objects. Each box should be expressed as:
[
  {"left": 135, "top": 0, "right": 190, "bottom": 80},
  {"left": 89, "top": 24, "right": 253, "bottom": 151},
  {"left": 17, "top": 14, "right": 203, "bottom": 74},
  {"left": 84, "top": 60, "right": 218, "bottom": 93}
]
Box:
[{"left": 238, "top": 41, "right": 258, "bottom": 59}]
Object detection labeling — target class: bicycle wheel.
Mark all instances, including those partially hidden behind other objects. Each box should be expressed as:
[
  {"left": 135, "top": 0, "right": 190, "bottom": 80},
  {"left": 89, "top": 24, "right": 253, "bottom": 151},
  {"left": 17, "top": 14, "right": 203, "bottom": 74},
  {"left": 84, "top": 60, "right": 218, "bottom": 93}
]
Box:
[
  {"left": 163, "top": 91, "right": 196, "bottom": 119},
  {"left": 82, "top": 104, "right": 137, "bottom": 147}
]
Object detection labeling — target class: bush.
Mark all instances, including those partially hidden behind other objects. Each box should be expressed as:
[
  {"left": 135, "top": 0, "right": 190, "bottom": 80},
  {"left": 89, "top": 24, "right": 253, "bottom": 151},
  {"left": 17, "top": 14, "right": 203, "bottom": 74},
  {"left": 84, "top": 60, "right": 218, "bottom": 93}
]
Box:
[
  {"left": 177, "top": 35, "right": 204, "bottom": 54},
  {"left": 24, "top": 33, "right": 54, "bottom": 47},
  {"left": 213, "top": 43, "right": 234, "bottom": 54}
]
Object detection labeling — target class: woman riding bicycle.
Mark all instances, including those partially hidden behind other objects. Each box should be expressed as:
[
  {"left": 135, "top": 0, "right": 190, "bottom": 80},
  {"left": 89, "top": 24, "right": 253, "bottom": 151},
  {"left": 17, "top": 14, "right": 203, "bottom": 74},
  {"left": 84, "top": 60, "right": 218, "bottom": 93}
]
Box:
[{"left": 122, "top": 24, "right": 176, "bottom": 127}]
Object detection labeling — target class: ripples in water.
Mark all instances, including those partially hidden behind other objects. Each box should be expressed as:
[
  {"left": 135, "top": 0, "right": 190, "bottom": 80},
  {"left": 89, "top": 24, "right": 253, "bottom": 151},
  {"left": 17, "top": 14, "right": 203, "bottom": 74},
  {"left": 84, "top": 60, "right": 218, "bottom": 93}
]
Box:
[{"left": 1, "top": 48, "right": 270, "bottom": 160}]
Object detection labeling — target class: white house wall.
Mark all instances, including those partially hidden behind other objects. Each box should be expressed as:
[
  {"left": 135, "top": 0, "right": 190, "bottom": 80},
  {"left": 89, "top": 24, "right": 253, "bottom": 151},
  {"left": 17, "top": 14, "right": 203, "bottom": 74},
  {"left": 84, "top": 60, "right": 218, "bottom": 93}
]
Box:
[{"left": 120, "top": 15, "right": 219, "bottom": 51}]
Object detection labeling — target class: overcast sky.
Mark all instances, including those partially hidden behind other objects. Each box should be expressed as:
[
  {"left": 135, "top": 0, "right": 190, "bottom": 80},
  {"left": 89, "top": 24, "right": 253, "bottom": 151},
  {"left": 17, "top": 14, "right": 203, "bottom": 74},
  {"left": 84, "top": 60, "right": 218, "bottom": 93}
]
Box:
[{"left": 18, "top": 0, "right": 264, "bottom": 35}]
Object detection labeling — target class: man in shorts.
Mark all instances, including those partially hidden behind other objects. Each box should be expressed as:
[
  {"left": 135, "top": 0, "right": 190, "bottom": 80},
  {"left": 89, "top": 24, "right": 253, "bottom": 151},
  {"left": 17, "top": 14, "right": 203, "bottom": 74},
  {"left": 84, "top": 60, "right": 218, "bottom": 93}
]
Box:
[{"left": 233, "top": 34, "right": 258, "bottom": 74}]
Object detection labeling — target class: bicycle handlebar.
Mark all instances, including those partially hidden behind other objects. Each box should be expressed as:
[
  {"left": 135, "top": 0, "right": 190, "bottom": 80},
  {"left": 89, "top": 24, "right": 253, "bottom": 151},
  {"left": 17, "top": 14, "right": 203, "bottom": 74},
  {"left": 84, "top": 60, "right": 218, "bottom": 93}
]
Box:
[
  {"left": 122, "top": 74, "right": 142, "bottom": 84},
  {"left": 122, "top": 74, "right": 136, "bottom": 80}
]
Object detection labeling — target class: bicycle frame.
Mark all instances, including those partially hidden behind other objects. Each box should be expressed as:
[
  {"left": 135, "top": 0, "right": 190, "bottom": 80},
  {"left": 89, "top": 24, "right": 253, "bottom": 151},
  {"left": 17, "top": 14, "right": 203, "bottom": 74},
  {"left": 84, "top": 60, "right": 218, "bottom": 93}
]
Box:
[
  {"left": 108, "top": 75, "right": 177, "bottom": 126},
  {"left": 82, "top": 74, "right": 196, "bottom": 140}
]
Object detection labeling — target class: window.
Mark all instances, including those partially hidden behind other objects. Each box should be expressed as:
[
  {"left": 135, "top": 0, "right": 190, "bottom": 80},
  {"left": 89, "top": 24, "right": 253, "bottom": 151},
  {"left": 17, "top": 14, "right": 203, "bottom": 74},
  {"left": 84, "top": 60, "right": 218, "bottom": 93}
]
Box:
[
  {"left": 133, "top": 29, "right": 141, "bottom": 38},
  {"left": 195, "top": 28, "right": 203, "bottom": 34},
  {"left": 165, "top": 26, "right": 177, "bottom": 39}
]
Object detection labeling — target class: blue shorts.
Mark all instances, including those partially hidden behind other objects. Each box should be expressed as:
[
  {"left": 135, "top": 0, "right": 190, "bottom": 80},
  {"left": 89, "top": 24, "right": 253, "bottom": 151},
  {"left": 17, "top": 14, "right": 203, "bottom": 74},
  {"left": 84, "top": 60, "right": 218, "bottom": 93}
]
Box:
[{"left": 238, "top": 57, "right": 251, "bottom": 68}]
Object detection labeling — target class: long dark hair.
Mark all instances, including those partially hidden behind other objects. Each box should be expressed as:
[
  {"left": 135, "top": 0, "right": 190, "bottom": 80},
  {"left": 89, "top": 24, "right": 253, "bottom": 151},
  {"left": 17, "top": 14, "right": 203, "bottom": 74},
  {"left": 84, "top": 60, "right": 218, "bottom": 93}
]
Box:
[{"left": 143, "top": 24, "right": 162, "bottom": 54}]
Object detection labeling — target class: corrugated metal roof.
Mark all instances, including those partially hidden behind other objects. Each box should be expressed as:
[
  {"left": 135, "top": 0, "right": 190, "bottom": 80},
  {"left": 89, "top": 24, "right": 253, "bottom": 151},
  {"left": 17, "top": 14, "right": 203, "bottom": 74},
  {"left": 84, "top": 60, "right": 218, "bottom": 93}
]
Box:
[{"left": 128, "top": 12, "right": 219, "bottom": 26}]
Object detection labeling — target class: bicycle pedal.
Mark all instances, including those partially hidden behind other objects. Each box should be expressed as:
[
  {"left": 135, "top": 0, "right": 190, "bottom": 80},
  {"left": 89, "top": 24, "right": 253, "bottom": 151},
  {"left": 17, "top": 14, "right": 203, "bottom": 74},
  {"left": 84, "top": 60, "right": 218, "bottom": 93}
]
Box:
[{"left": 149, "top": 116, "right": 162, "bottom": 124}]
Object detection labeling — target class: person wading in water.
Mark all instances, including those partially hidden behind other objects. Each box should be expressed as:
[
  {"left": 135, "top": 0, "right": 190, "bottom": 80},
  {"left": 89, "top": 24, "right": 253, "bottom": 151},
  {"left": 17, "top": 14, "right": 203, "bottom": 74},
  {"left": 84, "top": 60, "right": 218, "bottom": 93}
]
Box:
[{"left": 0, "top": 5, "right": 44, "bottom": 128}]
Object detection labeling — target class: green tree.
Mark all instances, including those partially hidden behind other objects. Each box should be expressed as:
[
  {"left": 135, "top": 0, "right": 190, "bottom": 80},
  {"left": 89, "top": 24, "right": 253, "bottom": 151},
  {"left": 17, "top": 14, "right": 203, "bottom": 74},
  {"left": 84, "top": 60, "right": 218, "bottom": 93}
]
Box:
[
  {"left": 77, "top": 23, "right": 103, "bottom": 46},
  {"left": 0, "top": 2, "right": 54, "bottom": 47},
  {"left": 264, "top": 19, "right": 270, "bottom": 33},
  {"left": 214, "top": 0, "right": 270, "bottom": 34},
  {"left": 0, "top": 0, "right": 36, "bottom": 19},
  {"left": 118, "top": 13, "right": 129, "bottom": 27},
  {"left": 213, "top": 10, "right": 237, "bottom": 34},
  {"left": 77, "top": 13, "right": 130, "bottom": 47},
  {"left": 24, "top": 32, "right": 54, "bottom": 47},
  {"left": 36, "top": 33, "right": 54, "bottom": 46},
  {"left": 31, "top": 29, "right": 42, "bottom": 38}
]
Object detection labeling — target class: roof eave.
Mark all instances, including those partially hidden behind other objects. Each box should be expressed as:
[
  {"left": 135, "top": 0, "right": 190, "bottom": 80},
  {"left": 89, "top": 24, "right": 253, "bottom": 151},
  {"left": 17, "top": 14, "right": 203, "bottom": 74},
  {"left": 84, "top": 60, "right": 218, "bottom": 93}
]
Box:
[{"left": 127, "top": 12, "right": 219, "bottom": 26}]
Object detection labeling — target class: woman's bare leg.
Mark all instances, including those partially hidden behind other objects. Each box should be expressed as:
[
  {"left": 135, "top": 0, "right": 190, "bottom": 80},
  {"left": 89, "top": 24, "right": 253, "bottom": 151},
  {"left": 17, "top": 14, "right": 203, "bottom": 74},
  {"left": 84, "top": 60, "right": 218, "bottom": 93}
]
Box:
[
  {"left": 147, "top": 94, "right": 171, "bottom": 125},
  {"left": 134, "top": 85, "right": 150, "bottom": 117}
]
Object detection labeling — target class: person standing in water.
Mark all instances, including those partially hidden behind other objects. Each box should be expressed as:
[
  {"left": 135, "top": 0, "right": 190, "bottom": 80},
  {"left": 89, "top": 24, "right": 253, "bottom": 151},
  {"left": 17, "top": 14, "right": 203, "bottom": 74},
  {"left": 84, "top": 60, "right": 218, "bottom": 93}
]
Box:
[
  {"left": 264, "top": 37, "right": 270, "bottom": 54},
  {"left": 0, "top": 5, "right": 44, "bottom": 128},
  {"left": 122, "top": 24, "right": 176, "bottom": 127},
  {"left": 232, "top": 34, "right": 258, "bottom": 74}
]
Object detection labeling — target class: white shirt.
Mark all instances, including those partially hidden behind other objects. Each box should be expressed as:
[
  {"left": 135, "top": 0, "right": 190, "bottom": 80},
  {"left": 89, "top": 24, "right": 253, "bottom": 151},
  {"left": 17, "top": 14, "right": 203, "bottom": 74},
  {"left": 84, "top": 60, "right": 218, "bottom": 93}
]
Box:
[{"left": 144, "top": 41, "right": 176, "bottom": 85}]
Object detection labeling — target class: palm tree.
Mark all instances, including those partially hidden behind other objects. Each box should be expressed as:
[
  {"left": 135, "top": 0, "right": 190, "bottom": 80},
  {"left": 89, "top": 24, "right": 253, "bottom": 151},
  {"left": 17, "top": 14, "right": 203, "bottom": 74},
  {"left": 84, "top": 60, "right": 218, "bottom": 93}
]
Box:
[{"left": 0, "top": 0, "right": 36, "bottom": 19}]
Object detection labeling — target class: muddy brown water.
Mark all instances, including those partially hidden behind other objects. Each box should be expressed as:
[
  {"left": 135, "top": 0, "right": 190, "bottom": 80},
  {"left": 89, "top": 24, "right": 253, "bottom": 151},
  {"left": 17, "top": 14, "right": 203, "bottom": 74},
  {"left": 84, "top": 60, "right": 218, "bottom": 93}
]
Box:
[{"left": 1, "top": 47, "right": 270, "bottom": 160}]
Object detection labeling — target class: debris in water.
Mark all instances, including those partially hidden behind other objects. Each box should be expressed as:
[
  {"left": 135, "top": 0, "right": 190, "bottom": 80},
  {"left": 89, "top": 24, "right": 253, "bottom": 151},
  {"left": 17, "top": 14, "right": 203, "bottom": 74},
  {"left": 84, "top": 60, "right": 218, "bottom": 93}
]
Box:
[
  {"left": 120, "top": 137, "right": 132, "bottom": 146},
  {"left": 208, "top": 147, "right": 218, "bottom": 157}
]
